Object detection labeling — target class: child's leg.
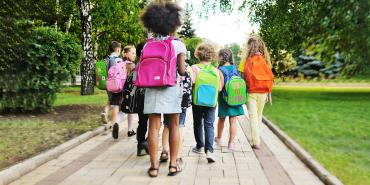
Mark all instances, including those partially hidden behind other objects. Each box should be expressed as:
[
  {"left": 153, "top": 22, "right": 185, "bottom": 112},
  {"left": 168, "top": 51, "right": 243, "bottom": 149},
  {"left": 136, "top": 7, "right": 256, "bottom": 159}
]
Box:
[
  {"left": 161, "top": 126, "right": 169, "bottom": 153},
  {"left": 192, "top": 105, "right": 205, "bottom": 149},
  {"left": 178, "top": 110, "right": 186, "bottom": 158},
  {"left": 137, "top": 112, "right": 148, "bottom": 143},
  {"left": 162, "top": 115, "right": 170, "bottom": 154},
  {"left": 104, "top": 104, "right": 110, "bottom": 114},
  {"left": 228, "top": 116, "right": 237, "bottom": 144},
  {"left": 216, "top": 117, "right": 226, "bottom": 140},
  {"left": 158, "top": 116, "right": 170, "bottom": 161},
  {"left": 247, "top": 93, "right": 260, "bottom": 146},
  {"left": 127, "top": 113, "right": 134, "bottom": 131},
  {"left": 148, "top": 114, "right": 161, "bottom": 173},
  {"left": 111, "top": 106, "right": 119, "bottom": 124},
  {"left": 256, "top": 93, "right": 267, "bottom": 137},
  {"left": 167, "top": 113, "right": 180, "bottom": 172},
  {"left": 203, "top": 107, "right": 216, "bottom": 153}
]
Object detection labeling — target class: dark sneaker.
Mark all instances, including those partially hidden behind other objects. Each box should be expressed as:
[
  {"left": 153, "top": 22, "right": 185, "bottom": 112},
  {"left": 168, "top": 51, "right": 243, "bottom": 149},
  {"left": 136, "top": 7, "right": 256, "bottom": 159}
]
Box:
[
  {"left": 192, "top": 146, "right": 204, "bottom": 154},
  {"left": 137, "top": 141, "right": 149, "bottom": 156},
  {"left": 112, "top": 123, "right": 119, "bottom": 139},
  {"left": 127, "top": 130, "right": 136, "bottom": 137}
]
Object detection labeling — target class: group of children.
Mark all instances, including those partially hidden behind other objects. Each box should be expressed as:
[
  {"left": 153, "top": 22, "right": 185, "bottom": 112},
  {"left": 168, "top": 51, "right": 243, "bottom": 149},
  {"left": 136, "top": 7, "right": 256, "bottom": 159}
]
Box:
[{"left": 98, "top": 2, "right": 274, "bottom": 178}]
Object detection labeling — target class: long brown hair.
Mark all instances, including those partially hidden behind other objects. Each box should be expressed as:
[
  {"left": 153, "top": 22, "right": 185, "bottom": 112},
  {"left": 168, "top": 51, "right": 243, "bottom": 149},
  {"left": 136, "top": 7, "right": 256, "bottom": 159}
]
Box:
[{"left": 243, "top": 35, "right": 271, "bottom": 66}]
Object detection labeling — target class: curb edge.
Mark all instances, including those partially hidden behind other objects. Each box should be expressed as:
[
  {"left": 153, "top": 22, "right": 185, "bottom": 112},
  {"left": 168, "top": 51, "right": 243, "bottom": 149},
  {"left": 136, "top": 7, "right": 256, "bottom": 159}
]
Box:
[
  {"left": 263, "top": 116, "right": 344, "bottom": 185},
  {"left": 0, "top": 125, "right": 108, "bottom": 185}
]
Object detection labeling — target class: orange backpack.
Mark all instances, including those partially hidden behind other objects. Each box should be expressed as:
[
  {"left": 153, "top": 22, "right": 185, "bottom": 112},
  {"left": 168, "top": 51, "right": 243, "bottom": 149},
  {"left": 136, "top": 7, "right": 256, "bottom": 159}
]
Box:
[{"left": 244, "top": 54, "right": 274, "bottom": 93}]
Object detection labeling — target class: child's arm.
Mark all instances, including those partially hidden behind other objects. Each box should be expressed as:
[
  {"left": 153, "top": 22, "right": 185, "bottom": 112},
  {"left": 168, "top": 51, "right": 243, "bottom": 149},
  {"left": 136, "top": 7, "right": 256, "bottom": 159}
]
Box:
[
  {"left": 238, "top": 59, "right": 245, "bottom": 78},
  {"left": 217, "top": 69, "right": 224, "bottom": 91},
  {"left": 177, "top": 53, "right": 186, "bottom": 76},
  {"left": 190, "top": 65, "right": 199, "bottom": 84},
  {"left": 126, "top": 63, "right": 135, "bottom": 75}
]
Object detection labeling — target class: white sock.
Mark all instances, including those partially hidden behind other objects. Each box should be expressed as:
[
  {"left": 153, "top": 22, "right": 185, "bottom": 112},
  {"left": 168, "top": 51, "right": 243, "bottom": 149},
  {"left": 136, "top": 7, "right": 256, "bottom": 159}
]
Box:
[{"left": 127, "top": 114, "right": 134, "bottom": 131}]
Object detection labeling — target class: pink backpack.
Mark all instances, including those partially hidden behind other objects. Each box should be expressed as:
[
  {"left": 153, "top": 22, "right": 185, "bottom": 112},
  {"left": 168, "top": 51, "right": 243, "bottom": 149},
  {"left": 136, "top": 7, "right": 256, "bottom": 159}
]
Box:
[
  {"left": 106, "top": 60, "right": 127, "bottom": 93},
  {"left": 134, "top": 36, "right": 177, "bottom": 87}
]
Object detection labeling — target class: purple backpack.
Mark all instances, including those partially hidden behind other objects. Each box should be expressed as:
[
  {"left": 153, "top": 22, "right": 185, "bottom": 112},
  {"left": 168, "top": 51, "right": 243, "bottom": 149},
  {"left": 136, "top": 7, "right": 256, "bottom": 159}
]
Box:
[
  {"left": 134, "top": 36, "right": 177, "bottom": 87},
  {"left": 106, "top": 60, "right": 127, "bottom": 93}
]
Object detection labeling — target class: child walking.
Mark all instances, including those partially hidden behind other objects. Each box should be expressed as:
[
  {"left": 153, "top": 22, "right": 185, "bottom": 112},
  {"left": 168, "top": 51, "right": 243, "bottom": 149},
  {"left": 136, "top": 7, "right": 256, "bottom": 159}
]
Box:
[
  {"left": 121, "top": 45, "right": 137, "bottom": 137},
  {"left": 100, "top": 41, "right": 126, "bottom": 139},
  {"left": 239, "top": 35, "right": 274, "bottom": 149},
  {"left": 191, "top": 43, "right": 224, "bottom": 163},
  {"left": 121, "top": 43, "right": 149, "bottom": 156},
  {"left": 215, "top": 49, "right": 245, "bottom": 151},
  {"left": 161, "top": 61, "right": 193, "bottom": 163},
  {"left": 139, "top": 2, "right": 186, "bottom": 177}
]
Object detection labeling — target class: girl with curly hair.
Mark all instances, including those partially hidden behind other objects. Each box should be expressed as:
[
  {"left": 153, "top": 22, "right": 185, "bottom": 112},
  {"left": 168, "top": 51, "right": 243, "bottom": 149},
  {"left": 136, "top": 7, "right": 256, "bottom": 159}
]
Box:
[{"left": 140, "top": 1, "right": 186, "bottom": 177}]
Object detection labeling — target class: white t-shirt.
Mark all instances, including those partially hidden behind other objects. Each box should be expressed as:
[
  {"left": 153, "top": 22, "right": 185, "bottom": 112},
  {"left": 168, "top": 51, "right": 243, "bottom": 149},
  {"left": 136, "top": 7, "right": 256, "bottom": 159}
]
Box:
[{"left": 152, "top": 35, "right": 187, "bottom": 56}]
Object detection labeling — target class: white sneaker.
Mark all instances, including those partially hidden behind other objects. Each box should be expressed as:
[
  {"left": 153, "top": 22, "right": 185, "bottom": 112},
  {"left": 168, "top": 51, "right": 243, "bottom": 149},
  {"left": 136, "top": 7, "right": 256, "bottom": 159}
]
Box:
[{"left": 206, "top": 151, "right": 216, "bottom": 163}]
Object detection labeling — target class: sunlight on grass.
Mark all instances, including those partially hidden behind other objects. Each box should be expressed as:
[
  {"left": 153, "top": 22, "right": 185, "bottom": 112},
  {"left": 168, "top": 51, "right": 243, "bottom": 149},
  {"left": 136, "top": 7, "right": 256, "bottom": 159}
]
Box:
[
  {"left": 55, "top": 86, "right": 106, "bottom": 106},
  {"left": 264, "top": 87, "right": 370, "bottom": 185}
]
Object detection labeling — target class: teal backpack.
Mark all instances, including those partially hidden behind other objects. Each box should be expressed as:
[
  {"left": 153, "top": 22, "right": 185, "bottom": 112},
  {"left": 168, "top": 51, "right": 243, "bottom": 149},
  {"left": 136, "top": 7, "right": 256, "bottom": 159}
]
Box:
[
  {"left": 193, "top": 64, "right": 220, "bottom": 107},
  {"left": 219, "top": 65, "right": 247, "bottom": 106},
  {"left": 95, "top": 59, "right": 108, "bottom": 90}
]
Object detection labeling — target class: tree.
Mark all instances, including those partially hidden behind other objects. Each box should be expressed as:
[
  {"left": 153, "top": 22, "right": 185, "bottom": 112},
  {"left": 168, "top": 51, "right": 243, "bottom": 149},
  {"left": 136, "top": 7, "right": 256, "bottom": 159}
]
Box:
[
  {"left": 183, "top": 37, "right": 203, "bottom": 65},
  {"left": 178, "top": 4, "right": 196, "bottom": 38},
  {"left": 91, "top": 0, "right": 146, "bottom": 59},
  {"left": 78, "top": 0, "right": 95, "bottom": 95},
  {"left": 200, "top": 0, "right": 370, "bottom": 76},
  {"left": 224, "top": 43, "right": 241, "bottom": 66}
]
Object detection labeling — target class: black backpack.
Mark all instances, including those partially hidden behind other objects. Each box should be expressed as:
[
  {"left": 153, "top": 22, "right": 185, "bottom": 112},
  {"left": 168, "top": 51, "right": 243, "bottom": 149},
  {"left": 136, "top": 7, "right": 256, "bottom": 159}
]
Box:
[
  {"left": 181, "top": 70, "right": 192, "bottom": 109},
  {"left": 121, "top": 72, "right": 145, "bottom": 113}
]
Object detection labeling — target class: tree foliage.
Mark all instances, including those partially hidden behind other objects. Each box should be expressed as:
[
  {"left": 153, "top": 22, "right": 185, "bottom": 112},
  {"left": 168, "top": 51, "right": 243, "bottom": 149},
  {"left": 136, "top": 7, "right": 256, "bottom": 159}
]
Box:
[
  {"left": 0, "top": 26, "right": 82, "bottom": 112},
  {"left": 91, "top": 0, "right": 146, "bottom": 58},
  {"left": 183, "top": 37, "right": 203, "bottom": 66},
  {"left": 178, "top": 4, "right": 196, "bottom": 38},
  {"left": 202, "top": 0, "right": 370, "bottom": 76},
  {"left": 224, "top": 43, "right": 241, "bottom": 66}
]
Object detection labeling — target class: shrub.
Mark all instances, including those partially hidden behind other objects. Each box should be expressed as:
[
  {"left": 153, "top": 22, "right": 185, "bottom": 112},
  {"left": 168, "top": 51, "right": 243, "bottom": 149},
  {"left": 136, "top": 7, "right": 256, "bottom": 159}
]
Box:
[{"left": 0, "top": 27, "right": 82, "bottom": 112}]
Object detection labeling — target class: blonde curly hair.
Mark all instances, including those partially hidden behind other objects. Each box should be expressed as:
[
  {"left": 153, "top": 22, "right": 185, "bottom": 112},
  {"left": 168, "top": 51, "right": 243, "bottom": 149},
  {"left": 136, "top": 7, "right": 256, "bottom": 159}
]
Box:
[
  {"left": 242, "top": 35, "right": 271, "bottom": 66},
  {"left": 195, "top": 42, "right": 216, "bottom": 61}
]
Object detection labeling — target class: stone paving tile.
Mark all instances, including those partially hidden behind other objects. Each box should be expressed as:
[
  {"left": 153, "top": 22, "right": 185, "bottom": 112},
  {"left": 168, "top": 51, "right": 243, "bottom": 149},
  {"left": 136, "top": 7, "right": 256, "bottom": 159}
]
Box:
[{"left": 9, "top": 109, "right": 325, "bottom": 185}]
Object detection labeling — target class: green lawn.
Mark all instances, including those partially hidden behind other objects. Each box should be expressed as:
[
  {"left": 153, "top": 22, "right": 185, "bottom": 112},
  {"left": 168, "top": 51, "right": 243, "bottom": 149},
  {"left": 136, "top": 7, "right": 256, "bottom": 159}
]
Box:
[
  {"left": 264, "top": 87, "right": 370, "bottom": 185},
  {"left": 0, "top": 87, "right": 106, "bottom": 170},
  {"left": 55, "top": 86, "right": 107, "bottom": 106}
]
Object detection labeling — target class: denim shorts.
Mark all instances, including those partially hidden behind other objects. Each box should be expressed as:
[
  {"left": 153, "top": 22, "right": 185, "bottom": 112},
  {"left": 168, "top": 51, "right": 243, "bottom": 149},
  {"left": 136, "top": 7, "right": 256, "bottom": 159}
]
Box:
[{"left": 163, "top": 109, "right": 187, "bottom": 128}]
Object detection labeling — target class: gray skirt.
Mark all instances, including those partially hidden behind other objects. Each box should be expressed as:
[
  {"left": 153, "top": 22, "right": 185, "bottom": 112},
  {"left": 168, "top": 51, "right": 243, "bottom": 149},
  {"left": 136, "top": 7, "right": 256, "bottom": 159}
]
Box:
[{"left": 143, "top": 81, "right": 182, "bottom": 114}]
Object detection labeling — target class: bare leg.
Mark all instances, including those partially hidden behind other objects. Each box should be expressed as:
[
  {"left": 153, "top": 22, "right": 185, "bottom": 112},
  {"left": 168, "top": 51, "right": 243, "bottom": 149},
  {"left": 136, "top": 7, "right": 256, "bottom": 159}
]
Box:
[
  {"left": 111, "top": 106, "right": 119, "bottom": 124},
  {"left": 229, "top": 116, "right": 237, "bottom": 144},
  {"left": 127, "top": 113, "right": 135, "bottom": 131},
  {"left": 148, "top": 114, "right": 161, "bottom": 176},
  {"left": 217, "top": 117, "right": 226, "bottom": 139},
  {"left": 178, "top": 128, "right": 183, "bottom": 159},
  {"left": 161, "top": 126, "right": 169, "bottom": 153},
  {"left": 167, "top": 114, "right": 180, "bottom": 173}
]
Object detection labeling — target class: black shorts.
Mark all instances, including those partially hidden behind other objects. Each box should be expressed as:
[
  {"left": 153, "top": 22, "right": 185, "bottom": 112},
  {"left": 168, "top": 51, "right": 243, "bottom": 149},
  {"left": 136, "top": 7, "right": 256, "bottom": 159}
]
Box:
[{"left": 107, "top": 91, "right": 123, "bottom": 106}]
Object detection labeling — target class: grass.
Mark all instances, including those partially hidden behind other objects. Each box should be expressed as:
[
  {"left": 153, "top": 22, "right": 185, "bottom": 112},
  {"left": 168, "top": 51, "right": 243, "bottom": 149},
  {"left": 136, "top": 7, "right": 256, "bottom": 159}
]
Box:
[
  {"left": 275, "top": 72, "right": 370, "bottom": 83},
  {"left": 55, "top": 86, "right": 107, "bottom": 106},
  {"left": 263, "top": 87, "right": 370, "bottom": 185},
  {"left": 0, "top": 87, "right": 105, "bottom": 170}
]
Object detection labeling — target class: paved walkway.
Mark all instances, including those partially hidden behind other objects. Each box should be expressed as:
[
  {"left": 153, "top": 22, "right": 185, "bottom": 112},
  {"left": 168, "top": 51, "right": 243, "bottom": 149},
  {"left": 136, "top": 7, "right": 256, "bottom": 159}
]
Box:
[{"left": 10, "top": 108, "right": 324, "bottom": 185}]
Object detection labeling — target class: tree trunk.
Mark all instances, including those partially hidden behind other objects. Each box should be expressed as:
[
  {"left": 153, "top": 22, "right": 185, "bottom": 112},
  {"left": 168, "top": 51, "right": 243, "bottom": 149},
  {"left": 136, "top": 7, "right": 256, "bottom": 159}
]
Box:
[
  {"left": 66, "top": 14, "right": 73, "bottom": 33},
  {"left": 78, "top": 0, "right": 95, "bottom": 95},
  {"left": 93, "top": 29, "right": 100, "bottom": 59}
]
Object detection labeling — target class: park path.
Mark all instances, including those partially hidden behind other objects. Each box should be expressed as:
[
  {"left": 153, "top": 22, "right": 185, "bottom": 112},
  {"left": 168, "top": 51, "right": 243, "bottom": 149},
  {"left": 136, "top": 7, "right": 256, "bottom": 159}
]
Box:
[{"left": 10, "top": 107, "right": 323, "bottom": 185}]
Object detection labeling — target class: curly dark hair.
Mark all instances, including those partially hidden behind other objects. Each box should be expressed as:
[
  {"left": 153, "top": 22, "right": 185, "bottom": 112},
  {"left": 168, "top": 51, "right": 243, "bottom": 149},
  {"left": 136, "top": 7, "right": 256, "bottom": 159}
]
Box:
[{"left": 140, "top": 2, "right": 183, "bottom": 36}]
